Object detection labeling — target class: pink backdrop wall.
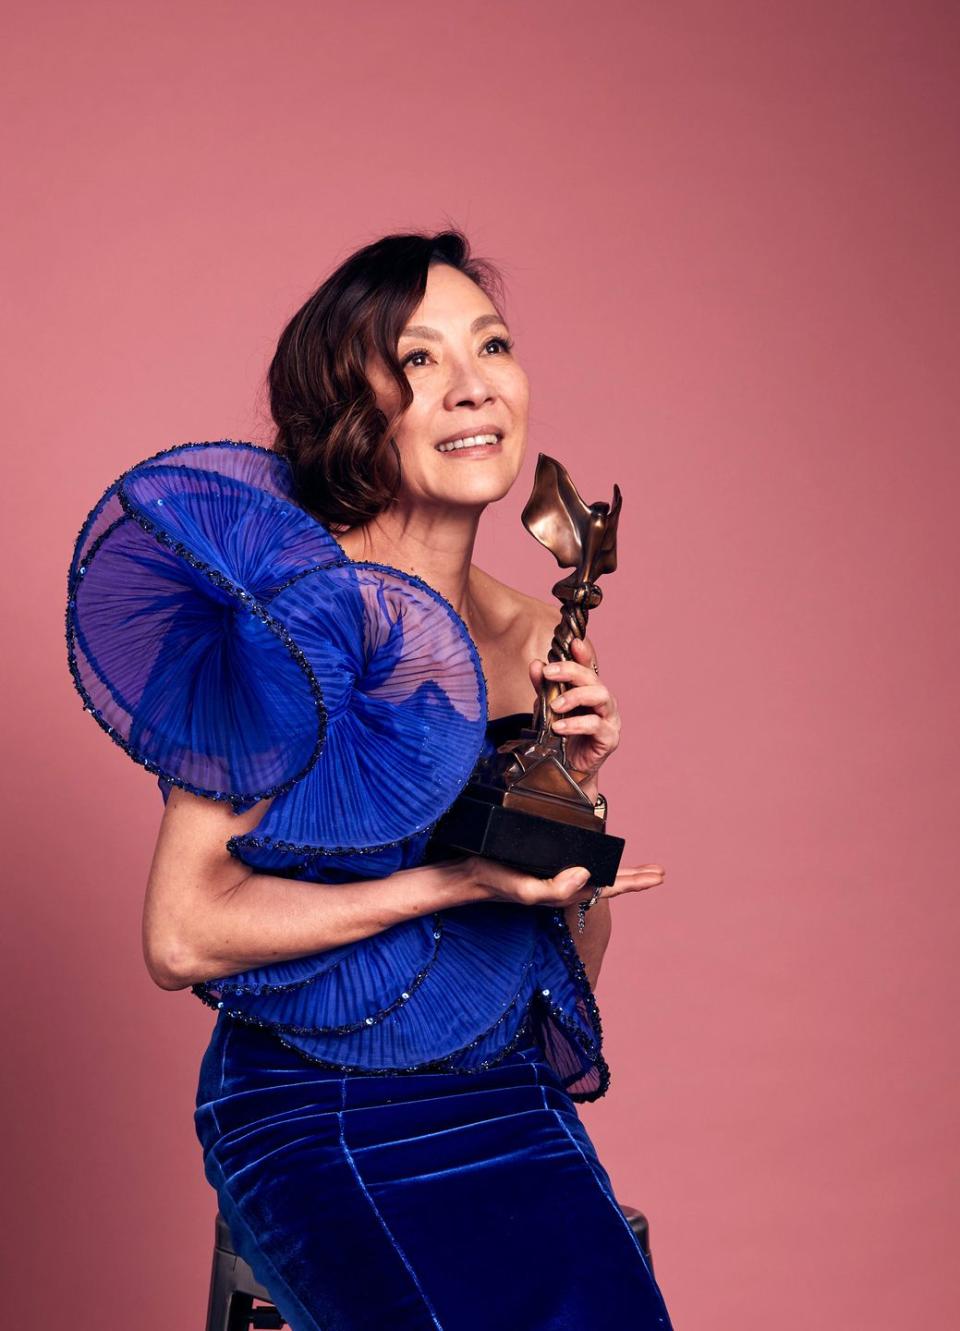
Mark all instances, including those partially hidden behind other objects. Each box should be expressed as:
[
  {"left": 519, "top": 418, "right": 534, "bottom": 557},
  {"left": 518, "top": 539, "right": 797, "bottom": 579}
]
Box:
[{"left": 3, "top": 1, "right": 957, "bottom": 1325}]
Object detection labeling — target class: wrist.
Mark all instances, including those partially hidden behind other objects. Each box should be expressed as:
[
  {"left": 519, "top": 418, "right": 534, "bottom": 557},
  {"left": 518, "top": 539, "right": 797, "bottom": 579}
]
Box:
[{"left": 429, "top": 855, "right": 488, "bottom": 907}]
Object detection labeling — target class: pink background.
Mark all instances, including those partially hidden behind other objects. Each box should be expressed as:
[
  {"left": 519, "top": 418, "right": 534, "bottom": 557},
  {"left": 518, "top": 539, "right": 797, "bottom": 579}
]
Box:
[{"left": 3, "top": 1, "right": 957, "bottom": 1326}]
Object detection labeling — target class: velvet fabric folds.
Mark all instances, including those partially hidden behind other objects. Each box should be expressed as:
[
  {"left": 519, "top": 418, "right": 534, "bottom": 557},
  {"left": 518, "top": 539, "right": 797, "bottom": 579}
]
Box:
[
  {"left": 65, "top": 440, "right": 612, "bottom": 1100},
  {"left": 195, "top": 1014, "right": 674, "bottom": 1331}
]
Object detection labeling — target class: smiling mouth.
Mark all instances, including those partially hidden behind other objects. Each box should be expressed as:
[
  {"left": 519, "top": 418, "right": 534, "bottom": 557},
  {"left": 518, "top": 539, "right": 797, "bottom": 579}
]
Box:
[{"left": 435, "top": 432, "right": 502, "bottom": 454}]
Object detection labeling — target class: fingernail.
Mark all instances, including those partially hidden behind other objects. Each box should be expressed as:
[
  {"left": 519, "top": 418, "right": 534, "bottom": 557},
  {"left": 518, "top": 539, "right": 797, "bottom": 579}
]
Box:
[{"left": 553, "top": 718, "right": 566, "bottom": 728}]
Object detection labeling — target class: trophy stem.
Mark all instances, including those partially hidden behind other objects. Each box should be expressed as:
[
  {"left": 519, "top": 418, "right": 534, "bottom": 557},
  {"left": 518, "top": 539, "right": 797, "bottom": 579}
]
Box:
[
  {"left": 533, "top": 578, "right": 604, "bottom": 746},
  {"left": 425, "top": 452, "right": 626, "bottom": 888}
]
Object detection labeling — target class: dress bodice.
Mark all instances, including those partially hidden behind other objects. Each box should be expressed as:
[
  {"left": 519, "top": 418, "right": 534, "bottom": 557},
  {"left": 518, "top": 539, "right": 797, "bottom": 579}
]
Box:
[
  {"left": 66, "top": 440, "right": 610, "bottom": 1100},
  {"left": 191, "top": 708, "right": 610, "bottom": 1100}
]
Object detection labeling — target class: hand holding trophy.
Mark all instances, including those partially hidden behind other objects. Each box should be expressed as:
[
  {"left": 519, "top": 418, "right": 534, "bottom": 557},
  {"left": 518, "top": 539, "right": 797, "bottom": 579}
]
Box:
[{"left": 429, "top": 452, "right": 626, "bottom": 924}]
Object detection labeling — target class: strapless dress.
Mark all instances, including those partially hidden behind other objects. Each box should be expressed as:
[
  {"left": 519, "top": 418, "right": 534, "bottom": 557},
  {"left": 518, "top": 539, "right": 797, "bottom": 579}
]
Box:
[
  {"left": 66, "top": 439, "right": 612, "bottom": 1100},
  {"left": 65, "top": 439, "right": 675, "bottom": 1328},
  {"left": 181, "top": 705, "right": 610, "bottom": 1100}
]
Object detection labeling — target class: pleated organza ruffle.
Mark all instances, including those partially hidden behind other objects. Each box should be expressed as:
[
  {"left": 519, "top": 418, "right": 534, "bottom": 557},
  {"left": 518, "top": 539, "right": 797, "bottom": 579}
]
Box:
[
  {"left": 66, "top": 439, "right": 487, "bottom": 833},
  {"left": 194, "top": 896, "right": 608, "bottom": 1098},
  {"left": 192, "top": 718, "right": 610, "bottom": 1099},
  {"left": 226, "top": 560, "right": 489, "bottom": 869},
  {"left": 67, "top": 441, "right": 344, "bottom": 805},
  {"left": 66, "top": 440, "right": 610, "bottom": 1100}
]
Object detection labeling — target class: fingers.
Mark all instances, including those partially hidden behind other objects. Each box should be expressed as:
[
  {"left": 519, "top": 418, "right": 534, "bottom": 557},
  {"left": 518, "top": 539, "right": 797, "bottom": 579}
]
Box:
[
  {"left": 470, "top": 856, "right": 665, "bottom": 909},
  {"left": 544, "top": 862, "right": 667, "bottom": 905},
  {"left": 550, "top": 712, "right": 604, "bottom": 736},
  {"left": 572, "top": 865, "right": 665, "bottom": 898},
  {"left": 530, "top": 663, "right": 616, "bottom": 718},
  {"left": 545, "top": 686, "right": 607, "bottom": 718},
  {"left": 609, "top": 864, "right": 666, "bottom": 894},
  {"left": 542, "top": 648, "right": 600, "bottom": 689},
  {"left": 569, "top": 635, "right": 598, "bottom": 670}
]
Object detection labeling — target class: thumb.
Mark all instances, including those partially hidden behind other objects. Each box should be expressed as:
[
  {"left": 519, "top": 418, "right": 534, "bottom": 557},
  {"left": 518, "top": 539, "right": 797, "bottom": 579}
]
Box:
[{"left": 529, "top": 656, "right": 545, "bottom": 690}]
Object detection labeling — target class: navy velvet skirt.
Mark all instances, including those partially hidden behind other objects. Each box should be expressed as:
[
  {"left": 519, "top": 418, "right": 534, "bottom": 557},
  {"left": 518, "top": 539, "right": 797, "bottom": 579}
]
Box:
[{"left": 195, "top": 1013, "right": 674, "bottom": 1330}]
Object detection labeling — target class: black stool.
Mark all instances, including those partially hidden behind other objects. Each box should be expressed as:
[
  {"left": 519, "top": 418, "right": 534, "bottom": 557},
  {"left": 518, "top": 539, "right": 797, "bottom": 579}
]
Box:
[{"left": 205, "top": 1202, "right": 654, "bottom": 1330}]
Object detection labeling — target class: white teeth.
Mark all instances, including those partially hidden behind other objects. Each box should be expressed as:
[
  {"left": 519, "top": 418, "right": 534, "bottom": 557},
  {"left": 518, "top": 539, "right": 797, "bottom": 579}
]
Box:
[{"left": 435, "top": 433, "right": 500, "bottom": 453}]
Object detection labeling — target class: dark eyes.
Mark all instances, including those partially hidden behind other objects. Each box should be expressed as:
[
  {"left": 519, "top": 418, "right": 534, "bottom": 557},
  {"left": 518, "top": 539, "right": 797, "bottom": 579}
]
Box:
[{"left": 400, "top": 335, "right": 514, "bottom": 369}]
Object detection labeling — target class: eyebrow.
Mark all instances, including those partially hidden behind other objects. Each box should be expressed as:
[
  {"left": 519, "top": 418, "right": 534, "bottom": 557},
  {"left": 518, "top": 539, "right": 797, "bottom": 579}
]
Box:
[{"left": 399, "top": 314, "right": 508, "bottom": 341}]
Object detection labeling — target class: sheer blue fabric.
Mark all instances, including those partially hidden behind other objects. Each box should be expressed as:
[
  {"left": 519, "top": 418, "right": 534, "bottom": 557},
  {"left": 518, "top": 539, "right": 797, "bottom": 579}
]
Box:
[{"left": 66, "top": 440, "right": 610, "bottom": 1100}]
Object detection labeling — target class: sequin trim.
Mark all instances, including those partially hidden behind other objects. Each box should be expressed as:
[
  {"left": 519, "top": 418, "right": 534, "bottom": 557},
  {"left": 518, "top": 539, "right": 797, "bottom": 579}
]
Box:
[
  {"left": 67, "top": 441, "right": 609, "bottom": 1099},
  {"left": 67, "top": 437, "right": 491, "bottom": 830},
  {"left": 541, "top": 908, "right": 611, "bottom": 1098},
  {"left": 66, "top": 504, "right": 329, "bottom": 810},
  {"left": 193, "top": 913, "right": 444, "bottom": 1017},
  {"left": 189, "top": 911, "right": 610, "bottom": 1101},
  {"left": 191, "top": 933, "right": 534, "bottom": 1049},
  {"left": 194, "top": 978, "right": 540, "bottom": 1080},
  {"left": 227, "top": 555, "right": 489, "bottom": 857},
  {"left": 227, "top": 821, "right": 444, "bottom": 860}
]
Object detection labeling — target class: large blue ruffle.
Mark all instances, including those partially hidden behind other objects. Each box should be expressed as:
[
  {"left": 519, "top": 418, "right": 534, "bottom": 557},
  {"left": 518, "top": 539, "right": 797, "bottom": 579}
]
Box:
[
  {"left": 194, "top": 714, "right": 610, "bottom": 1100},
  {"left": 66, "top": 439, "right": 487, "bottom": 831},
  {"left": 227, "top": 560, "right": 488, "bottom": 865},
  {"left": 66, "top": 441, "right": 343, "bottom": 806},
  {"left": 66, "top": 441, "right": 610, "bottom": 1099}
]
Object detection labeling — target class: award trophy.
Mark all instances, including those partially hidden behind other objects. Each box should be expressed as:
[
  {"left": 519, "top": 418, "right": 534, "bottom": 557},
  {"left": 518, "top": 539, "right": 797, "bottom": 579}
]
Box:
[{"left": 428, "top": 453, "right": 625, "bottom": 887}]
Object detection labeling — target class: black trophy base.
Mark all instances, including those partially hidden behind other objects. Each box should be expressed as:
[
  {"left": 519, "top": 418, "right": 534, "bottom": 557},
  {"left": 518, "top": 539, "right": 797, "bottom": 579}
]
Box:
[{"left": 427, "top": 792, "right": 625, "bottom": 888}]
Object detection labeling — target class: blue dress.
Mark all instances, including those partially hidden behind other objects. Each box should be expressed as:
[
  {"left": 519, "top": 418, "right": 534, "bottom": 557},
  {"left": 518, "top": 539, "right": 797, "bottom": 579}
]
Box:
[{"left": 66, "top": 440, "right": 674, "bottom": 1329}]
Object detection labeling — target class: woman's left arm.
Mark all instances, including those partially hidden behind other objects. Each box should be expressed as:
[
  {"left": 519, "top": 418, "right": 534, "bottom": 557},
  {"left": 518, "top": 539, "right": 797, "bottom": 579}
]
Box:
[{"left": 528, "top": 633, "right": 621, "bottom": 987}]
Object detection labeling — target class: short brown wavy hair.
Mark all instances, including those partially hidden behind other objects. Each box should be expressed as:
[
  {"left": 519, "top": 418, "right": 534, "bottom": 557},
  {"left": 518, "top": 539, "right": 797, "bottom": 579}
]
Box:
[{"left": 268, "top": 228, "right": 507, "bottom": 532}]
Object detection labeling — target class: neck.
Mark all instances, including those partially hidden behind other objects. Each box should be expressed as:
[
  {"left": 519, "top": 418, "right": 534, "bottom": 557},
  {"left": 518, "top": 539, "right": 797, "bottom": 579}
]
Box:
[{"left": 337, "top": 500, "right": 483, "bottom": 619}]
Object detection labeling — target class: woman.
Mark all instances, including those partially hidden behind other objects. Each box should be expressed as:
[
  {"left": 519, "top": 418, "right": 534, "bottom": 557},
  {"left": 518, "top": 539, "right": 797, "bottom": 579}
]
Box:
[{"left": 66, "top": 230, "right": 673, "bottom": 1329}]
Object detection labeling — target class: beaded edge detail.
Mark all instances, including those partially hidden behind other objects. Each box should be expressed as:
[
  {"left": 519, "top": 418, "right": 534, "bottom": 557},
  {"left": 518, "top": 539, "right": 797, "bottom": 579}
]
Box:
[
  {"left": 192, "top": 941, "right": 539, "bottom": 1069},
  {"left": 66, "top": 437, "right": 492, "bottom": 832},
  {"left": 66, "top": 477, "right": 329, "bottom": 809},
  {"left": 226, "top": 559, "right": 490, "bottom": 857},
  {"left": 65, "top": 441, "right": 333, "bottom": 806},
  {"left": 191, "top": 913, "right": 446, "bottom": 1031},
  {"left": 198, "top": 911, "right": 444, "bottom": 1001},
  {"left": 191, "top": 907, "right": 610, "bottom": 1102},
  {"left": 66, "top": 441, "right": 609, "bottom": 1098}
]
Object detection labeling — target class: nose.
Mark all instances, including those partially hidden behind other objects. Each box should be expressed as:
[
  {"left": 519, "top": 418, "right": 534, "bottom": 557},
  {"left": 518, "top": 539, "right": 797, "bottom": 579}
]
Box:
[{"left": 442, "top": 352, "right": 496, "bottom": 408}]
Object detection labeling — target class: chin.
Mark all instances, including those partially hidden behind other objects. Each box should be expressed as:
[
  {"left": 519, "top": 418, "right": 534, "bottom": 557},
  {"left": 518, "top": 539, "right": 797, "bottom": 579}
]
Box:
[{"left": 435, "top": 465, "right": 519, "bottom": 503}]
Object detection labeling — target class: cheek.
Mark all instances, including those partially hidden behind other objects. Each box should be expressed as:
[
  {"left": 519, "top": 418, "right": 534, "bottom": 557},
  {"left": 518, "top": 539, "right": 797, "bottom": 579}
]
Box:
[
  {"left": 504, "top": 366, "right": 530, "bottom": 414},
  {"left": 391, "top": 400, "right": 431, "bottom": 453}
]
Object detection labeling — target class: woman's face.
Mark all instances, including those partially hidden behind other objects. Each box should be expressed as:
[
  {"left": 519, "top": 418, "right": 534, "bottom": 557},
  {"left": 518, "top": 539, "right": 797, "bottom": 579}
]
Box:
[{"left": 366, "top": 262, "right": 529, "bottom": 512}]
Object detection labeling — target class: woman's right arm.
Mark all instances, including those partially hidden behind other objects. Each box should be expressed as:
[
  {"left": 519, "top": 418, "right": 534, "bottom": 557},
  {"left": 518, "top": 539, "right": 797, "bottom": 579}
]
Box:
[
  {"left": 144, "top": 787, "right": 665, "bottom": 991},
  {"left": 144, "top": 786, "right": 481, "bottom": 990}
]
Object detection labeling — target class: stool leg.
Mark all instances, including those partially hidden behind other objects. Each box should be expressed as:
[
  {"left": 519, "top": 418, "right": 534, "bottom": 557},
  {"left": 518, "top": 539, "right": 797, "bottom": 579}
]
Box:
[
  {"left": 205, "top": 1213, "right": 289, "bottom": 1331},
  {"left": 204, "top": 1238, "right": 257, "bottom": 1331},
  {"left": 619, "top": 1204, "right": 654, "bottom": 1275}
]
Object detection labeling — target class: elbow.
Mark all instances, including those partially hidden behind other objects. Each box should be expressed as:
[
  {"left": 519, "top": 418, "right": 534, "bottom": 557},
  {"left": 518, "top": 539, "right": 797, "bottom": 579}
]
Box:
[
  {"left": 142, "top": 853, "right": 255, "bottom": 991},
  {"left": 144, "top": 934, "right": 201, "bottom": 992},
  {"left": 142, "top": 861, "right": 251, "bottom": 992}
]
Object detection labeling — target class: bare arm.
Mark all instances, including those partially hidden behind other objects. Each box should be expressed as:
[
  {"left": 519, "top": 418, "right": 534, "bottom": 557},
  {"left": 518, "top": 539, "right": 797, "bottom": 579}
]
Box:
[
  {"left": 560, "top": 766, "right": 613, "bottom": 989},
  {"left": 144, "top": 784, "right": 663, "bottom": 994},
  {"left": 143, "top": 786, "right": 486, "bottom": 991},
  {"left": 531, "top": 627, "right": 634, "bottom": 990},
  {"left": 563, "top": 899, "right": 612, "bottom": 990}
]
